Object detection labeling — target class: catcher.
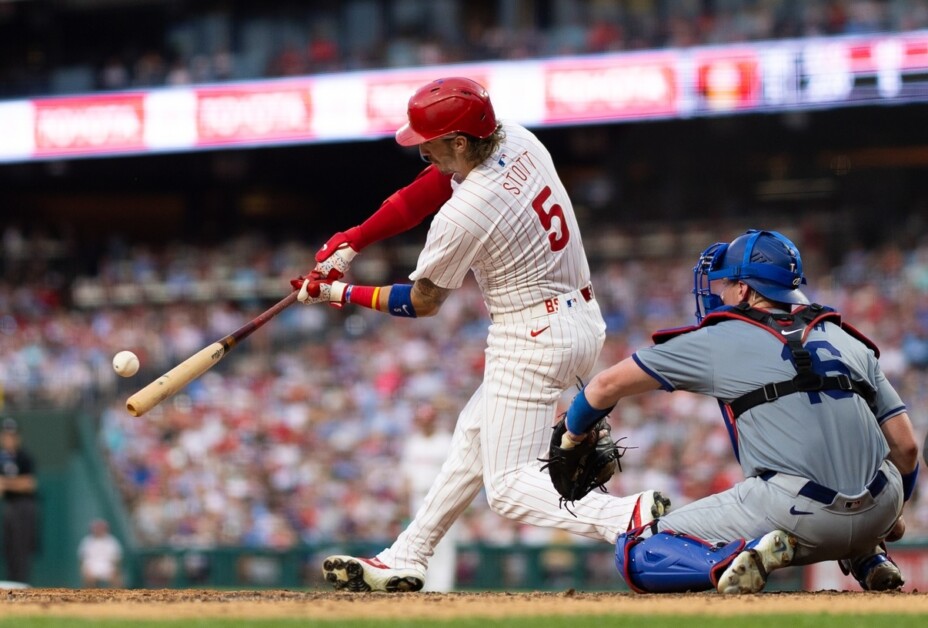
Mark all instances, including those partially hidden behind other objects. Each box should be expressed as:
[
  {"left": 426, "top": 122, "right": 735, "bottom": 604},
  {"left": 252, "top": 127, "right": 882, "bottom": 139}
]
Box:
[{"left": 564, "top": 229, "right": 920, "bottom": 594}]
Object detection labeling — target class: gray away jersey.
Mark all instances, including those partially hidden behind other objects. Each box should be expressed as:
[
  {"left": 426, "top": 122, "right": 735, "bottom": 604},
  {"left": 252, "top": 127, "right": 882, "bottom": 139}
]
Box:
[{"left": 633, "top": 314, "right": 906, "bottom": 495}]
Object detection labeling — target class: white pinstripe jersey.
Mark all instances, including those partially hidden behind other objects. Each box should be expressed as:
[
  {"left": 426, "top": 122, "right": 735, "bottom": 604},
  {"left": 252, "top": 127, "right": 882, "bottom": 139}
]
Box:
[{"left": 409, "top": 122, "right": 591, "bottom": 316}]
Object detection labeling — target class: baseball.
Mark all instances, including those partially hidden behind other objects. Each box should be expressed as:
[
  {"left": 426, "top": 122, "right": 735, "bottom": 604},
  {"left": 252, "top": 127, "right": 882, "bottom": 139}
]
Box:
[{"left": 112, "top": 350, "right": 140, "bottom": 377}]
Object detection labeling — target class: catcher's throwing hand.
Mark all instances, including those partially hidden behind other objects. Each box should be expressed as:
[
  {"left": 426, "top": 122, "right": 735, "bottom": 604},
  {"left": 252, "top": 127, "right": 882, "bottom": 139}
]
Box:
[
  {"left": 886, "top": 516, "right": 906, "bottom": 543},
  {"left": 540, "top": 416, "right": 623, "bottom": 510}
]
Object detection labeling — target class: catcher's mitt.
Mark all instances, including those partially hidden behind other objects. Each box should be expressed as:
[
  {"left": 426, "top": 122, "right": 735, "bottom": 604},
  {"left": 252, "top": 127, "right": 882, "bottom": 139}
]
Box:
[{"left": 539, "top": 416, "right": 624, "bottom": 511}]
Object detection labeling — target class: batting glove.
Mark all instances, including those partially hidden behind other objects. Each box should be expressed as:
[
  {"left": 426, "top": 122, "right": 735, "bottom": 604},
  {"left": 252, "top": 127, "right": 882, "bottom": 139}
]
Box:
[
  {"left": 313, "top": 231, "right": 359, "bottom": 281},
  {"left": 297, "top": 277, "right": 348, "bottom": 307},
  {"left": 289, "top": 270, "right": 323, "bottom": 292}
]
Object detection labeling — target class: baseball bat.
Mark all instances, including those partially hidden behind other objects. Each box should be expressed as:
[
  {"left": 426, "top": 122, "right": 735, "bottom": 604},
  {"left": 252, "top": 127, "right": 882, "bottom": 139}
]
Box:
[{"left": 126, "top": 290, "right": 299, "bottom": 417}]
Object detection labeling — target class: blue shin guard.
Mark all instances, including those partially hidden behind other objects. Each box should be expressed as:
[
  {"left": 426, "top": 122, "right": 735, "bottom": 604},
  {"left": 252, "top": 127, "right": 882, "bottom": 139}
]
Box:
[{"left": 616, "top": 528, "right": 745, "bottom": 593}]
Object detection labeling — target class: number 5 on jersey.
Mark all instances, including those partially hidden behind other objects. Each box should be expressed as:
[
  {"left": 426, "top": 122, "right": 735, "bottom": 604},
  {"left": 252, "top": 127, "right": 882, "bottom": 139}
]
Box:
[{"left": 532, "top": 186, "right": 570, "bottom": 252}]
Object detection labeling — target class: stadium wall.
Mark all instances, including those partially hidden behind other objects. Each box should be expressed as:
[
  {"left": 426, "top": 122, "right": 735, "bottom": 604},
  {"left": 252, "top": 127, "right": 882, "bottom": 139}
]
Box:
[{"left": 0, "top": 410, "right": 133, "bottom": 587}]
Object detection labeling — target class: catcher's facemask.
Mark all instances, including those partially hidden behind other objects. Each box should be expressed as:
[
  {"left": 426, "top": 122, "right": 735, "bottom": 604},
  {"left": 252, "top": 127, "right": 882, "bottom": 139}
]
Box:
[{"left": 693, "top": 241, "right": 728, "bottom": 324}]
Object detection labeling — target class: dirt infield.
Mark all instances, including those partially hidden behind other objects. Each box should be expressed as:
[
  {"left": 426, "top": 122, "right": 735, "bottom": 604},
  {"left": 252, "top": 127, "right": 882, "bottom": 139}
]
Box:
[{"left": 2, "top": 589, "right": 928, "bottom": 621}]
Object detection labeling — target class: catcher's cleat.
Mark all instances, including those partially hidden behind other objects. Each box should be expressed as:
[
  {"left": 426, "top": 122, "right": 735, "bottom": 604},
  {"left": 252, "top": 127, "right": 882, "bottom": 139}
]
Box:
[
  {"left": 839, "top": 553, "right": 904, "bottom": 591},
  {"left": 322, "top": 555, "right": 425, "bottom": 593},
  {"left": 717, "top": 530, "right": 796, "bottom": 594},
  {"left": 626, "top": 490, "right": 671, "bottom": 531}
]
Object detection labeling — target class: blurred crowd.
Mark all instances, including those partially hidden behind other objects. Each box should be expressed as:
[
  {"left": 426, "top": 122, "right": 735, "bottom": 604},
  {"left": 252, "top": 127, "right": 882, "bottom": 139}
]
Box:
[
  {"left": 3, "top": 0, "right": 928, "bottom": 98},
  {"left": 2, "top": 222, "right": 927, "bottom": 552}
]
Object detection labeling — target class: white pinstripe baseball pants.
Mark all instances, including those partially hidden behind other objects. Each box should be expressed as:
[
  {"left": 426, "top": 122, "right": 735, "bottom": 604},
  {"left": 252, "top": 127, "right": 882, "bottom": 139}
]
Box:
[{"left": 378, "top": 297, "right": 650, "bottom": 573}]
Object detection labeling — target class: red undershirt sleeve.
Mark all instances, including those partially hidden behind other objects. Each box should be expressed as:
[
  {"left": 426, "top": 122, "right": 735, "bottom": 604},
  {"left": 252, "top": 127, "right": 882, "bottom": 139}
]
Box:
[{"left": 351, "top": 165, "right": 453, "bottom": 249}]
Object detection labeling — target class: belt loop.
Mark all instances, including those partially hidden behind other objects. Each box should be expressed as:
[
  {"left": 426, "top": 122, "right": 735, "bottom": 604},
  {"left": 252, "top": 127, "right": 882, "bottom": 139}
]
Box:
[
  {"left": 868, "top": 470, "right": 888, "bottom": 498},
  {"left": 798, "top": 481, "right": 838, "bottom": 505}
]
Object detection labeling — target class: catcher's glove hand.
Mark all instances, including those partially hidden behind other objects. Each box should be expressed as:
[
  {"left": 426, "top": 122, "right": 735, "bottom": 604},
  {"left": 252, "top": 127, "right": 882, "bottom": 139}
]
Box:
[{"left": 539, "top": 416, "right": 624, "bottom": 512}]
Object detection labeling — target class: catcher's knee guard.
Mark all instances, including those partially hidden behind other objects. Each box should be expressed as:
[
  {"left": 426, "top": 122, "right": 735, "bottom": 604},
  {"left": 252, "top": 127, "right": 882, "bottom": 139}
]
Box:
[{"left": 616, "top": 527, "right": 745, "bottom": 593}]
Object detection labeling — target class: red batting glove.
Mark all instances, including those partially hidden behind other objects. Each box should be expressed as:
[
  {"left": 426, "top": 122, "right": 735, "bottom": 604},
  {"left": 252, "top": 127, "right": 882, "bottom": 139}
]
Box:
[
  {"left": 289, "top": 270, "right": 326, "bottom": 292},
  {"left": 314, "top": 231, "right": 359, "bottom": 281},
  {"left": 290, "top": 275, "right": 308, "bottom": 292},
  {"left": 315, "top": 231, "right": 353, "bottom": 262},
  {"left": 295, "top": 275, "right": 348, "bottom": 309}
]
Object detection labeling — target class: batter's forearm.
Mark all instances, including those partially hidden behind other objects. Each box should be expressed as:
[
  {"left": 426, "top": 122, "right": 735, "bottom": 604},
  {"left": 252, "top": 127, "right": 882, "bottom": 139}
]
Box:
[{"left": 410, "top": 278, "right": 448, "bottom": 316}]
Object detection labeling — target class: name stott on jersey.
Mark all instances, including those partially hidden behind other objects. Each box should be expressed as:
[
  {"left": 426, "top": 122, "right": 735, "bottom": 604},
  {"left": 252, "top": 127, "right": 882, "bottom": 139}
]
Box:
[
  {"left": 633, "top": 316, "right": 906, "bottom": 496},
  {"left": 410, "top": 122, "right": 591, "bottom": 315}
]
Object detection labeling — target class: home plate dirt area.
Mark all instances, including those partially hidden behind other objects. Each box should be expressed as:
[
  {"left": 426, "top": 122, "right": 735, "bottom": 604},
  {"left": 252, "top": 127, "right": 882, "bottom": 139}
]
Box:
[{"left": 1, "top": 589, "right": 928, "bottom": 621}]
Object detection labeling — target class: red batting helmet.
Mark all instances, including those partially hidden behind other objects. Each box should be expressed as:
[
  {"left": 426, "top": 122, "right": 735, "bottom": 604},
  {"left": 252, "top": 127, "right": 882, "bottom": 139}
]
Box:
[{"left": 395, "top": 77, "right": 497, "bottom": 146}]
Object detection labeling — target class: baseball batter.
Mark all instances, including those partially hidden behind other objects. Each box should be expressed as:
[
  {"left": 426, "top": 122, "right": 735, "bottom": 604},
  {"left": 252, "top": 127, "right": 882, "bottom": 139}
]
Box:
[
  {"left": 564, "top": 229, "right": 921, "bottom": 593},
  {"left": 292, "top": 77, "right": 669, "bottom": 592}
]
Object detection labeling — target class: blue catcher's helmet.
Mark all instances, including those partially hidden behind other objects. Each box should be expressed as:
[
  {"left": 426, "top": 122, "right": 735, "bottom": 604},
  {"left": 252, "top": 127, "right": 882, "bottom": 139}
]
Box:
[{"left": 693, "top": 229, "right": 808, "bottom": 323}]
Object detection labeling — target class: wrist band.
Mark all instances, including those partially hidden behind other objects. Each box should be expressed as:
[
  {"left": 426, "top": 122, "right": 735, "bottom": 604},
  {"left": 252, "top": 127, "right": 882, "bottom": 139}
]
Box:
[
  {"left": 902, "top": 462, "right": 919, "bottom": 502},
  {"left": 346, "top": 285, "right": 376, "bottom": 310},
  {"left": 330, "top": 281, "right": 348, "bottom": 304},
  {"left": 387, "top": 284, "right": 417, "bottom": 318},
  {"left": 566, "top": 388, "right": 615, "bottom": 434}
]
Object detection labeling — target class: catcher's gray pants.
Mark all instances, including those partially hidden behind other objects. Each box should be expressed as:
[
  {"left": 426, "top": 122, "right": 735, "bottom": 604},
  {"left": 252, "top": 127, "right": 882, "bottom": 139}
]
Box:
[{"left": 655, "top": 459, "right": 903, "bottom": 565}]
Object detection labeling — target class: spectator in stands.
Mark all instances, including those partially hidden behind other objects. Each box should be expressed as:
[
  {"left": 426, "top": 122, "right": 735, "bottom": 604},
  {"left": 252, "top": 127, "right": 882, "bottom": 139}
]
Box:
[
  {"left": 132, "top": 51, "right": 167, "bottom": 87},
  {"left": 98, "top": 55, "right": 130, "bottom": 90},
  {"left": 78, "top": 518, "right": 123, "bottom": 588},
  {"left": 165, "top": 57, "right": 193, "bottom": 86},
  {"left": 8, "top": 0, "right": 928, "bottom": 98}
]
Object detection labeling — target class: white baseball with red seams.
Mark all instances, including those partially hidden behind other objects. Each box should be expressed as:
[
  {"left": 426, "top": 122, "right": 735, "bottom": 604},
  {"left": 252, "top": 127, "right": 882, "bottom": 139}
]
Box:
[
  {"left": 112, "top": 350, "right": 140, "bottom": 377},
  {"left": 374, "top": 122, "right": 654, "bottom": 575}
]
